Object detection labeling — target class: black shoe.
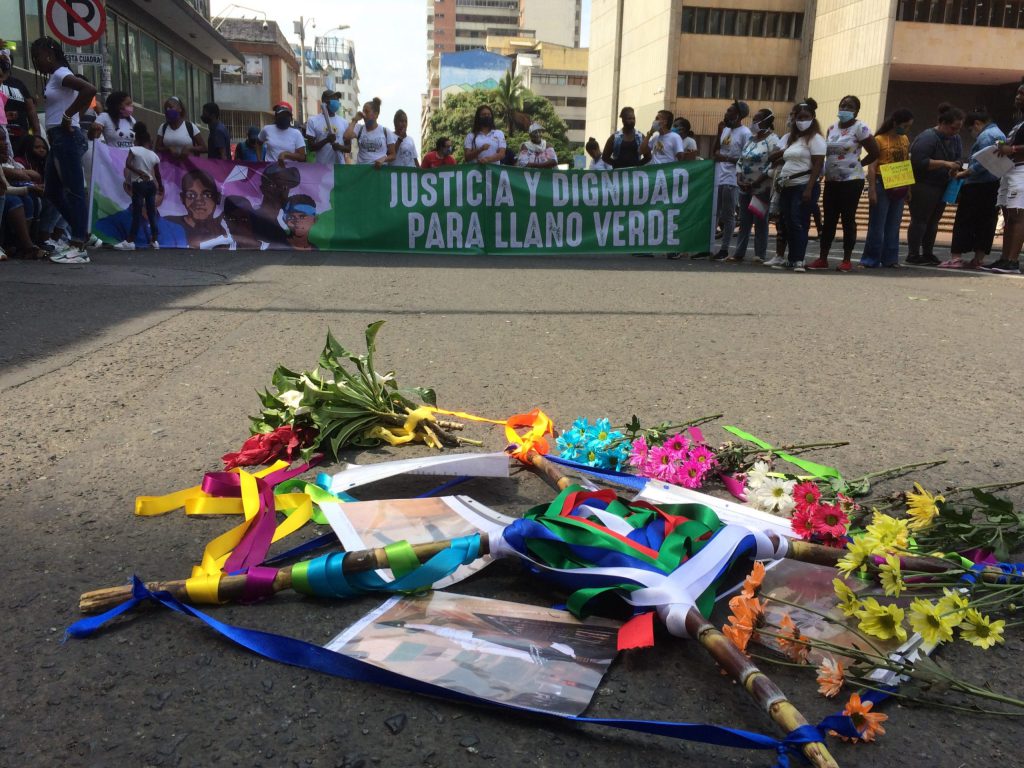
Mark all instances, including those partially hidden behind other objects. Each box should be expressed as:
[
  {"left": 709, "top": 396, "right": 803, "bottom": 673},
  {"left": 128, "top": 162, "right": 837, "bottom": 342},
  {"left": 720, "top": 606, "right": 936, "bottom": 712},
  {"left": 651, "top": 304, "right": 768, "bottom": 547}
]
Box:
[
  {"left": 690, "top": 252, "right": 711, "bottom": 259},
  {"left": 666, "top": 252, "right": 682, "bottom": 260},
  {"left": 905, "top": 254, "right": 929, "bottom": 265},
  {"left": 990, "top": 260, "right": 1021, "bottom": 274},
  {"left": 711, "top": 250, "right": 729, "bottom": 261},
  {"left": 921, "top": 253, "right": 941, "bottom": 266}
]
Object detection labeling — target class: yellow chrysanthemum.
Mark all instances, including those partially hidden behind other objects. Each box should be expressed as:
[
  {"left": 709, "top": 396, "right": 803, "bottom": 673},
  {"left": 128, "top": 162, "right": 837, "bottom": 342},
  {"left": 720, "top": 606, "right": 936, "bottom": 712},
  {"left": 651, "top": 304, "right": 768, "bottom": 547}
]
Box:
[
  {"left": 905, "top": 483, "right": 944, "bottom": 531},
  {"left": 833, "top": 578, "right": 861, "bottom": 617},
  {"left": 908, "top": 598, "right": 956, "bottom": 646},
  {"left": 837, "top": 538, "right": 875, "bottom": 577},
  {"left": 959, "top": 609, "right": 1006, "bottom": 649},
  {"left": 856, "top": 597, "right": 908, "bottom": 643},
  {"left": 936, "top": 588, "right": 970, "bottom": 622},
  {"left": 865, "top": 512, "right": 910, "bottom": 552},
  {"left": 878, "top": 554, "right": 906, "bottom": 598}
]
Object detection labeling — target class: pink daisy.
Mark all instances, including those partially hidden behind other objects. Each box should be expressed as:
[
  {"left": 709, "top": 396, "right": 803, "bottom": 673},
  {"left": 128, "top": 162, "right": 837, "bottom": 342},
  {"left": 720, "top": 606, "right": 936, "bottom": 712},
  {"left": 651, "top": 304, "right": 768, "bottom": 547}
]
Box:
[
  {"left": 628, "top": 436, "right": 650, "bottom": 469},
  {"left": 664, "top": 432, "right": 690, "bottom": 453},
  {"left": 811, "top": 503, "right": 849, "bottom": 539},
  {"left": 647, "top": 445, "right": 682, "bottom": 482},
  {"left": 687, "top": 445, "right": 718, "bottom": 469},
  {"left": 793, "top": 481, "right": 822, "bottom": 513},
  {"left": 679, "top": 460, "right": 705, "bottom": 489}
]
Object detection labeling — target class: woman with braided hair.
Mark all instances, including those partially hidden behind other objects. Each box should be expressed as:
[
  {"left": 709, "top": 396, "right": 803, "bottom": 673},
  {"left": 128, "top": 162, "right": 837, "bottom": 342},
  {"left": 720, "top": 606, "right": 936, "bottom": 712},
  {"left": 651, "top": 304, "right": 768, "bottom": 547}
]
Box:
[{"left": 30, "top": 37, "right": 95, "bottom": 264}]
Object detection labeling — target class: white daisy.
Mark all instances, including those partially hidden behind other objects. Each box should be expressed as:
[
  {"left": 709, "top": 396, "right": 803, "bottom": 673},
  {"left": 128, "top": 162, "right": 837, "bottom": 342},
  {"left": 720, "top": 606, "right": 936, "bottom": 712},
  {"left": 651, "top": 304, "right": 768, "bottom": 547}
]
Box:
[
  {"left": 744, "top": 460, "right": 772, "bottom": 492},
  {"left": 752, "top": 477, "right": 797, "bottom": 516}
]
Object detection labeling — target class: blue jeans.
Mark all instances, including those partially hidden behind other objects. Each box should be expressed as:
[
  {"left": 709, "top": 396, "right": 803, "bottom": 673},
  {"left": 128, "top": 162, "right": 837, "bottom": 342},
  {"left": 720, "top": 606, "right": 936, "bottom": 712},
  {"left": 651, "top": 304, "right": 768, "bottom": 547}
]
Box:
[
  {"left": 44, "top": 127, "right": 89, "bottom": 242},
  {"left": 862, "top": 179, "right": 906, "bottom": 266},
  {"left": 733, "top": 191, "right": 769, "bottom": 260},
  {"left": 128, "top": 180, "right": 159, "bottom": 243},
  {"left": 779, "top": 183, "right": 819, "bottom": 265}
]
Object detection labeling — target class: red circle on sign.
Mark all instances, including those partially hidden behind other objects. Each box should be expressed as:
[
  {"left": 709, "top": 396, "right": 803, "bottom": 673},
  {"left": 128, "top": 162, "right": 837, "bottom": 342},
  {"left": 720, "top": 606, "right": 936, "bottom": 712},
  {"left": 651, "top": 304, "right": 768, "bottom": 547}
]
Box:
[{"left": 45, "top": 0, "right": 107, "bottom": 47}]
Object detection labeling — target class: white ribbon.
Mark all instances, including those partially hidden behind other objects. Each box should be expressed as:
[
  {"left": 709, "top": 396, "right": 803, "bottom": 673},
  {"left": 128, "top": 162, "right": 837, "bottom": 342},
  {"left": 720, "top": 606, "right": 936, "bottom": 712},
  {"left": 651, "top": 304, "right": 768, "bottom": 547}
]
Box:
[{"left": 491, "top": 523, "right": 788, "bottom": 638}]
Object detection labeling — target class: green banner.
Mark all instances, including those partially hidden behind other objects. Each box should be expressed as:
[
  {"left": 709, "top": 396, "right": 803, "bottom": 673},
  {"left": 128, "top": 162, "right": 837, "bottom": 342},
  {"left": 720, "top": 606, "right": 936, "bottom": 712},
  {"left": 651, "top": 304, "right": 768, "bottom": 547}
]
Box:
[{"left": 322, "top": 161, "right": 714, "bottom": 255}]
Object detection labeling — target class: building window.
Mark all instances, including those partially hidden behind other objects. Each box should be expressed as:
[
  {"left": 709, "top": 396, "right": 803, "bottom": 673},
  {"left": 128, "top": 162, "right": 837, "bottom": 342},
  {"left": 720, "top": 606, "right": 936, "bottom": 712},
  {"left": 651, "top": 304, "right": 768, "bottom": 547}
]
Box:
[
  {"left": 140, "top": 34, "right": 159, "bottom": 110},
  {"left": 896, "top": 0, "right": 1024, "bottom": 27},
  {"left": 677, "top": 70, "right": 796, "bottom": 102},
  {"left": 681, "top": 5, "right": 804, "bottom": 38},
  {"left": 159, "top": 45, "right": 174, "bottom": 106}
]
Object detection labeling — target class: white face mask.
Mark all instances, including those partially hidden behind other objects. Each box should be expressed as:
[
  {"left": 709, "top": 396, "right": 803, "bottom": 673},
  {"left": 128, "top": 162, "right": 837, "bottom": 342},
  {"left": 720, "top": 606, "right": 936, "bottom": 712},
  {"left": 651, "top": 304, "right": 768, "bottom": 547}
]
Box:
[{"left": 796, "top": 120, "right": 813, "bottom": 132}]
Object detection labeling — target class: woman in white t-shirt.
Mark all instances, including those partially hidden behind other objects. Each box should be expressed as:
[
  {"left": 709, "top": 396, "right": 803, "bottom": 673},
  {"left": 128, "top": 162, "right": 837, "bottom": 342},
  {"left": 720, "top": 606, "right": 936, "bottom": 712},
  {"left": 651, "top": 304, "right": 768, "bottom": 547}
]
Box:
[
  {"left": 671, "top": 118, "right": 700, "bottom": 160},
  {"left": 463, "top": 105, "right": 506, "bottom": 165},
  {"left": 343, "top": 97, "right": 396, "bottom": 168},
  {"left": 641, "top": 110, "right": 687, "bottom": 165},
  {"left": 259, "top": 102, "right": 307, "bottom": 165},
  {"left": 585, "top": 137, "right": 611, "bottom": 170},
  {"left": 390, "top": 109, "right": 419, "bottom": 168},
  {"left": 768, "top": 100, "right": 826, "bottom": 271},
  {"left": 30, "top": 37, "right": 96, "bottom": 264},
  {"left": 155, "top": 97, "right": 206, "bottom": 158},
  {"left": 89, "top": 91, "right": 136, "bottom": 149},
  {"left": 813, "top": 94, "right": 879, "bottom": 272}
]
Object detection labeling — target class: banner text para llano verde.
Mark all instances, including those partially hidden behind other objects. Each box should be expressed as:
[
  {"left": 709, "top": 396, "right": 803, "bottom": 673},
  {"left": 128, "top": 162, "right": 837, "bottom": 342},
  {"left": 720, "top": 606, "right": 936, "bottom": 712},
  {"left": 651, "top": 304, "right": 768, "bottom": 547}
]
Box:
[{"left": 385, "top": 164, "right": 709, "bottom": 253}]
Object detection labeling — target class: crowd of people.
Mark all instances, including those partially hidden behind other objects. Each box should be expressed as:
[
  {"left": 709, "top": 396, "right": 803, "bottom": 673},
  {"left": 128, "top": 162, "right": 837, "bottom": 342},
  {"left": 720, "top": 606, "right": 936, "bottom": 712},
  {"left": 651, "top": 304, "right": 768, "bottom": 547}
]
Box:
[
  {"left": 589, "top": 91, "right": 1024, "bottom": 274},
  {"left": 3, "top": 35, "right": 1023, "bottom": 273}
]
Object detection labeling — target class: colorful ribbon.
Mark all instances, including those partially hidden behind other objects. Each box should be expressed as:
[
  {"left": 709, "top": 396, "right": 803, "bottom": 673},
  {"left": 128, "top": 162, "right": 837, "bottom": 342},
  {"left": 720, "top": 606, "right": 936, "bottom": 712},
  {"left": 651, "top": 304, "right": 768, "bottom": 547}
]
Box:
[
  {"left": 424, "top": 407, "right": 554, "bottom": 463},
  {"left": 66, "top": 577, "right": 863, "bottom": 767}
]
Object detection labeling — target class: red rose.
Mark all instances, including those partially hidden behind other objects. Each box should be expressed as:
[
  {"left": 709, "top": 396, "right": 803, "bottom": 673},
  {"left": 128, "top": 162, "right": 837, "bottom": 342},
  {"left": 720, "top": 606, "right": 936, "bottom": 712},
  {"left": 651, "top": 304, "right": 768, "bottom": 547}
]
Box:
[{"left": 222, "top": 425, "right": 317, "bottom": 469}]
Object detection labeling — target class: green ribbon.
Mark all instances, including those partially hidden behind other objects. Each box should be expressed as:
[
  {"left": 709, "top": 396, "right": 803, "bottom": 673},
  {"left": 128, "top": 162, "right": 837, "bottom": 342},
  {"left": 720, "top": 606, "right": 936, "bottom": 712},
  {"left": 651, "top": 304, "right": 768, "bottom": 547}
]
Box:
[
  {"left": 723, "top": 426, "right": 842, "bottom": 481},
  {"left": 276, "top": 479, "right": 350, "bottom": 525}
]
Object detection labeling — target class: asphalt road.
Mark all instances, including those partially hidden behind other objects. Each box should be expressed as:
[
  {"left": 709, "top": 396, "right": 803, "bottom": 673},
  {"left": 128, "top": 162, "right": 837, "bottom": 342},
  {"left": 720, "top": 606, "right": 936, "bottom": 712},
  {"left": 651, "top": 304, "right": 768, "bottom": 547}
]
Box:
[{"left": 1, "top": 249, "right": 1022, "bottom": 768}]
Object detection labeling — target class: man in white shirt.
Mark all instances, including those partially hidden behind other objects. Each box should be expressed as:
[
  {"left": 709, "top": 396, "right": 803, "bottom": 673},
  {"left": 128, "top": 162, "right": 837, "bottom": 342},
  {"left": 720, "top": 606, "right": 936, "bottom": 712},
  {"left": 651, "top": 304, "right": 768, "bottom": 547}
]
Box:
[
  {"left": 641, "top": 110, "right": 687, "bottom": 165},
  {"left": 699, "top": 100, "right": 751, "bottom": 260},
  {"left": 306, "top": 90, "right": 350, "bottom": 165}
]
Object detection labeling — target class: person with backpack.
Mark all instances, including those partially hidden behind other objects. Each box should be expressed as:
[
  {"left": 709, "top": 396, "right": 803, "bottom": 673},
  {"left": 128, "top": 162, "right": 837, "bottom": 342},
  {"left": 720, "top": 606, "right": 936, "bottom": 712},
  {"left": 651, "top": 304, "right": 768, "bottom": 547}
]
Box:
[
  {"left": 259, "top": 102, "right": 307, "bottom": 165},
  {"left": 600, "top": 106, "right": 644, "bottom": 169},
  {"left": 154, "top": 97, "right": 206, "bottom": 158},
  {"left": 235, "top": 127, "right": 265, "bottom": 162},
  {"left": 463, "top": 105, "right": 506, "bottom": 165},
  {"left": 114, "top": 122, "right": 163, "bottom": 251},
  {"left": 390, "top": 109, "right": 419, "bottom": 168},
  {"left": 344, "top": 97, "right": 396, "bottom": 168}
]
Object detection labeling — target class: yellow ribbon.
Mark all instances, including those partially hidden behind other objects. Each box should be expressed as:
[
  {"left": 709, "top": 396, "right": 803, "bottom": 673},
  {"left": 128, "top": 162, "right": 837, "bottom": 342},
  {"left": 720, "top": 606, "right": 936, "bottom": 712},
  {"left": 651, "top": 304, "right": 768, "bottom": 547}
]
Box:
[
  {"left": 423, "top": 407, "right": 554, "bottom": 463},
  {"left": 365, "top": 407, "right": 443, "bottom": 449}
]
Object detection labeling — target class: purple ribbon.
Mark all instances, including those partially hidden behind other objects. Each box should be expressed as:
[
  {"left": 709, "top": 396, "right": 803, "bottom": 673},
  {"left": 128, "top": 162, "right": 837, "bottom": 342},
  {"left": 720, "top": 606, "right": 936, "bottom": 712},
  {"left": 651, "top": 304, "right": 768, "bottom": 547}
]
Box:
[{"left": 241, "top": 566, "right": 280, "bottom": 603}]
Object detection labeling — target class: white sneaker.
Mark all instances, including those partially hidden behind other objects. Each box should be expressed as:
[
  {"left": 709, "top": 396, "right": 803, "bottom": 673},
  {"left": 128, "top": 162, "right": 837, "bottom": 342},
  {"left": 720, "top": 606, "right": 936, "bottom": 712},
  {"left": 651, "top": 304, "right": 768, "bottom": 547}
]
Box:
[
  {"left": 763, "top": 256, "right": 784, "bottom": 267},
  {"left": 87, "top": 235, "right": 103, "bottom": 248},
  {"left": 113, "top": 240, "right": 136, "bottom": 251},
  {"left": 793, "top": 262, "right": 806, "bottom": 273},
  {"left": 151, "top": 240, "right": 160, "bottom": 250},
  {"left": 50, "top": 248, "right": 90, "bottom": 264}
]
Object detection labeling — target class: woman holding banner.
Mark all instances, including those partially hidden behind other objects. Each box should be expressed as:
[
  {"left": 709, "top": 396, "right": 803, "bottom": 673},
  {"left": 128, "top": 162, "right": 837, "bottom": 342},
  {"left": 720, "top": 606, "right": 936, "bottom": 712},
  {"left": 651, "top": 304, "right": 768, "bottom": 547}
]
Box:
[
  {"left": 860, "top": 109, "right": 914, "bottom": 268},
  {"left": 463, "top": 105, "right": 506, "bottom": 165},
  {"left": 345, "top": 98, "right": 395, "bottom": 168},
  {"left": 30, "top": 37, "right": 95, "bottom": 265}
]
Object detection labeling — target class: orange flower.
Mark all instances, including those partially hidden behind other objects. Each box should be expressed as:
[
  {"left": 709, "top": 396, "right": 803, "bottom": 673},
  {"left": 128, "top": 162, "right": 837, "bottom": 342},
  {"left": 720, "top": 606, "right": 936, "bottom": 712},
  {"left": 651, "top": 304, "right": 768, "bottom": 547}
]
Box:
[
  {"left": 741, "top": 561, "right": 766, "bottom": 598},
  {"left": 722, "top": 622, "right": 752, "bottom": 653},
  {"left": 840, "top": 693, "right": 887, "bottom": 742},
  {"left": 816, "top": 656, "right": 845, "bottom": 698},
  {"left": 728, "top": 594, "right": 764, "bottom": 629},
  {"left": 776, "top": 612, "right": 810, "bottom": 663}
]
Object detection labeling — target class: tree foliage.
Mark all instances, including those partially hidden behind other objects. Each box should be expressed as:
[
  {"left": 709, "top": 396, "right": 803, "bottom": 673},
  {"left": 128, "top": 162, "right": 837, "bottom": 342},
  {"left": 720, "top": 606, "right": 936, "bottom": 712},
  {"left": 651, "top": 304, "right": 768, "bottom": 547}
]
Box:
[
  {"left": 494, "top": 70, "right": 524, "bottom": 132},
  {"left": 425, "top": 87, "right": 574, "bottom": 165}
]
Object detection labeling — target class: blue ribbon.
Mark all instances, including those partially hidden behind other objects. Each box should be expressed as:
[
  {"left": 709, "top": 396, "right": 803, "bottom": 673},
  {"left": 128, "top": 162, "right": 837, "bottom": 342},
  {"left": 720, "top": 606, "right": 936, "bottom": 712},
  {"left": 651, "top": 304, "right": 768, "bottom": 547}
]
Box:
[
  {"left": 961, "top": 560, "right": 1024, "bottom": 585},
  {"left": 66, "top": 577, "right": 859, "bottom": 767}
]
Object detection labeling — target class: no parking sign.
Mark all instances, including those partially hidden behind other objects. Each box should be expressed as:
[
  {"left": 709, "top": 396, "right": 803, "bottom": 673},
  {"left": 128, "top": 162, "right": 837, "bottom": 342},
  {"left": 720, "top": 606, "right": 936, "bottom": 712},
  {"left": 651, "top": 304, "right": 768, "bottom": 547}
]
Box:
[{"left": 46, "top": 0, "right": 107, "bottom": 47}]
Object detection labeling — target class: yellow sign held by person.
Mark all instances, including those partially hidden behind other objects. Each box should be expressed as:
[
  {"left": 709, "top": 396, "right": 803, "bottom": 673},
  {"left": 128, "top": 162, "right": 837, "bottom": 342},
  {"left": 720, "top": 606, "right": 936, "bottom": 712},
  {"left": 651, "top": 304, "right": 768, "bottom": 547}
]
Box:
[{"left": 879, "top": 160, "right": 915, "bottom": 189}]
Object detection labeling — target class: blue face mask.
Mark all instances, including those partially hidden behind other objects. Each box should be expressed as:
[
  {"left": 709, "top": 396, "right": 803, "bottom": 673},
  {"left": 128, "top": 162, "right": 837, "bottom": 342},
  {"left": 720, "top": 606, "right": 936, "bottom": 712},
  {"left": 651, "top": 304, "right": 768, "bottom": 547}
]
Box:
[
  {"left": 328, "top": 99, "right": 341, "bottom": 114},
  {"left": 672, "top": 127, "right": 684, "bottom": 136},
  {"left": 838, "top": 110, "right": 855, "bottom": 123}
]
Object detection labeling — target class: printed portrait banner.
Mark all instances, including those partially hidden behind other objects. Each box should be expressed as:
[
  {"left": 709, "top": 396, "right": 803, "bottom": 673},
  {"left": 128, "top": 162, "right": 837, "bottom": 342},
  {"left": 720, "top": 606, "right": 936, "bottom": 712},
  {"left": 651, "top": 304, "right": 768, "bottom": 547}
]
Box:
[{"left": 91, "top": 143, "right": 715, "bottom": 255}]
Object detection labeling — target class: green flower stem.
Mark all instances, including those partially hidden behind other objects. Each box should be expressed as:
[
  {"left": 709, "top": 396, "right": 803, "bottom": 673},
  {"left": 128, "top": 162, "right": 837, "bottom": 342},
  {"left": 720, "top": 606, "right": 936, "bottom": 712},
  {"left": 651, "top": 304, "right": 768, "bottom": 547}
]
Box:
[
  {"left": 847, "top": 677, "right": 1024, "bottom": 716},
  {"left": 742, "top": 441, "right": 850, "bottom": 458},
  {"left": 763, "top": 594, "right": 890, "bottom": 658},
  {"left": 848, "top": 459, "right": 948, "bottom": 486}
]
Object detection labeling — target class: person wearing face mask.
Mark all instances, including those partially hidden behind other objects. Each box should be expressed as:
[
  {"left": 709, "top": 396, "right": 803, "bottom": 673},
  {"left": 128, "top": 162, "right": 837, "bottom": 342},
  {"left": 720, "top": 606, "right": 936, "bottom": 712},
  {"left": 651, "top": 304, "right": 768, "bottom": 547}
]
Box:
[
  {"left": 940, "top": 108, "right": 1004, "bottom": 269},
  {"left": 861, "top": 109, "right": 914, "bottom": 268},
  {"left": 601, "top": 107, "right": 644, "bottom": 169},
  {"left": 463, "top": 105, "right": 506, "bottom": 165},
  {"left": 306, "top": 90, "right": 350, "bottom": 166},
  {"left": 344, "top": 97, "right": 396, "bottom": 168},
  {"left": 259, "top": 102, "right": 308, "bottom": 166},
  {"left": 730, "top": 108, "right": 780, "bottom": 264},
  {"left": 89, "top": 91, "right": 135, "bottom": 149},
  {"left": 201, "top": 102, "right": 232, "bottom": 161},
  {"left": 641, "top": 110, "right": 687, "bottom": 166},
  {"left": 768, "top": 100, "right": 826, "bottom": 272},
  {"left": 811, "top": 95, "right": 879, "bottom": 272},
  {"left": 699, "top": 101, "right": 750, "bottom": 261},
  {"left": 519, "top": 123, "right": 558, "bottom": 168},
  {"left": 391, "top": 110, "right": 419, "bottom": 168},
  {"left": 0, "top": 42, "right": 40, "bottom": 141},
  {"left": 155, "top": 97, "right": 206, "bottom": 158},
  {"left": 422, "top": 137, "right": 456, "bottom": 169},
  {"left": 671, "top": 118, "right": 700, "bottom": 161},
  {"left": 906, "top": 105, "right": 964, "bottom": 265},
  {"left": 235, "top": 127, "right": 266, "bottom": 163}
]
